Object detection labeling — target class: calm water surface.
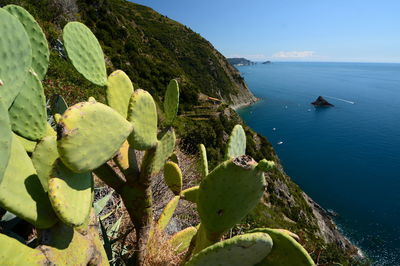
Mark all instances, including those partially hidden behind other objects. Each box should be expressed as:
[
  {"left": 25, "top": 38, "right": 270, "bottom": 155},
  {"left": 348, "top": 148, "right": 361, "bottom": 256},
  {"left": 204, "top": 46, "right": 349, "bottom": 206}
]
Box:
[{"left": 237, "top": 62, "right": 400, "bottom": 265}]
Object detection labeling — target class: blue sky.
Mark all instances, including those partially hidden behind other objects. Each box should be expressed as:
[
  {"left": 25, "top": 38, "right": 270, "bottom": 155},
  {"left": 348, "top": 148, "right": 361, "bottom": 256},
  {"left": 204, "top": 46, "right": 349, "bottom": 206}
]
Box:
[{"left": 132, "top": 0, "right": 400, "bottom": 62}]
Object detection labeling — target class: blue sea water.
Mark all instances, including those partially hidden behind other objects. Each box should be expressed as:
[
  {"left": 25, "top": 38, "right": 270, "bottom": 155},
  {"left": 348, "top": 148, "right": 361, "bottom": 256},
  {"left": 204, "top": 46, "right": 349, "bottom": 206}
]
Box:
[{"left": 237, "top": 62, "right": 400, "bottom": 265}]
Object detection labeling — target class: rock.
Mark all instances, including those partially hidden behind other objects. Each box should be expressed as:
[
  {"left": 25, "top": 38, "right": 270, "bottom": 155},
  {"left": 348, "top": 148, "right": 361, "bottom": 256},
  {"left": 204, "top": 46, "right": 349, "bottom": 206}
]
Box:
[{"left": 311, "top": 96, "right": 334, "bottom": 107}]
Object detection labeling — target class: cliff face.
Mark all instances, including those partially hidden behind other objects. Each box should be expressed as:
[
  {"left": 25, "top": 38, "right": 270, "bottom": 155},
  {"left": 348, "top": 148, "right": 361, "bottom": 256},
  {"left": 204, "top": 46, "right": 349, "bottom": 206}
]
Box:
[{"left": 0, "top": 0, "right": 361, "bottom": 264}]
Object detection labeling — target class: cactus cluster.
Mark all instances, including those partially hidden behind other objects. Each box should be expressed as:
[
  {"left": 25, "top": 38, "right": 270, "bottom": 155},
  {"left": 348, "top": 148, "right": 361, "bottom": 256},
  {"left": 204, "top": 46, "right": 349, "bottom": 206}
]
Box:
[{"left": 0, "top": 5, "right": 315, "bottom": 265}]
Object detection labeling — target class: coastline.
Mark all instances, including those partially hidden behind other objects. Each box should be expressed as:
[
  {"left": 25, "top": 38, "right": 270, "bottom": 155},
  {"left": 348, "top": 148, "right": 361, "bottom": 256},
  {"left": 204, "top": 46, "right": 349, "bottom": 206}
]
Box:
[{"left": 231, "top": 92, "right": 366, "bottom": 263}]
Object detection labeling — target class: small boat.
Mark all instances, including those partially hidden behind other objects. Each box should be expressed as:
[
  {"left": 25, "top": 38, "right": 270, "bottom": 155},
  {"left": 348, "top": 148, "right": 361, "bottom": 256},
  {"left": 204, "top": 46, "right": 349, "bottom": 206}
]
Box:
[{"left": 277, "top": 141, "right": 283, "bottom": 145}]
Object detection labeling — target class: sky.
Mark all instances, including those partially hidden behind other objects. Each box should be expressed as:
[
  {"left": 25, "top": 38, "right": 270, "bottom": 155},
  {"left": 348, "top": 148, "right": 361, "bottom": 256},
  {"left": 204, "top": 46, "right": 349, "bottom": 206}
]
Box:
[{"left": 131, "top": 0, "right": 400, "bottom": 63}]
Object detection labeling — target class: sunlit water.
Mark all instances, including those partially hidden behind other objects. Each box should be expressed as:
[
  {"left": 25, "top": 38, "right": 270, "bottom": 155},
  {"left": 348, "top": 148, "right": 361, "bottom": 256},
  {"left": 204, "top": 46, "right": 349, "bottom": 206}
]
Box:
[{"left": 237, "top": 62, "right": 400, "bottom": 265}]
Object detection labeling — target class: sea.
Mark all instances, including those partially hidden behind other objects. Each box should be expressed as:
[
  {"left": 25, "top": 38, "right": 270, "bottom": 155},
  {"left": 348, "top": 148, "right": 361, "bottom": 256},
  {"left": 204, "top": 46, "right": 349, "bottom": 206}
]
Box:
[{"left": 236, "top": 62, "right": 400, "bottom": 265}]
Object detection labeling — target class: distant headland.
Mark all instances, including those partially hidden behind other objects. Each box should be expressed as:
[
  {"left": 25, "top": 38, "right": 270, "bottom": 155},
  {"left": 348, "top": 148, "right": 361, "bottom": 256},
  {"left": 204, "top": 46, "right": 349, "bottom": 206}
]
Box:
[{"left": 227, "top": 57, "right": 256, "bottom": 66}]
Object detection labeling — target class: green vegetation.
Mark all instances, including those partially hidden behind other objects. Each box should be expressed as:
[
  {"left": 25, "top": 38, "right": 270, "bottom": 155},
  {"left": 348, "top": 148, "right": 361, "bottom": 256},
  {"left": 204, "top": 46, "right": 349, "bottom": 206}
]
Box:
[
  {"left": 0, "top": 1, "right": 364, "bottom": 265},
  {"left": 0, "top": 7, "right": 316, "bottom": 265}
]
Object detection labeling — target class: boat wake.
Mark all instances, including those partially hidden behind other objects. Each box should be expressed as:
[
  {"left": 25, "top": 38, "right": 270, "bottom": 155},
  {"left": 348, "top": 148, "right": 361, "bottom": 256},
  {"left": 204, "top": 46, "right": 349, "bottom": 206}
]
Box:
[{"left": 324, "top": 96, "right": 355, "bottom": 104}]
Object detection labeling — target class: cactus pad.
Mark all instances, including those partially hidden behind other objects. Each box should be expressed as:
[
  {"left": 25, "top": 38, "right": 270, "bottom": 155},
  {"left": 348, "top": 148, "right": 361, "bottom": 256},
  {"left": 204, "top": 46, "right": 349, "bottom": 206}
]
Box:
[
  {"left": 250, "top": 228, "right": 315, "bottom": 266},
  {"left": 198, "top": 144, "right": 208, "bottom": 178},
  {"left": 0, "top": 134, "right": 57, "bottom": 228},
  {"left": 156, "top": 195, "right": 180, "bottom": 231},
  {"left": 169, "top": 226, "right": 197, "bottom": 254},
  {"left": 164, "top": 161, "right": 183, "bottom": 195},
  {"left": 107, "top": 70, "right": 134, "bottom": 118},
  {"left": 181, "top": 186, "right": 199, "bottom": 203},
  {"left": 226, "top": 124, "right": 246, "bottom": 159},
  {"left": 32, "top": 136, "right": 59, "bottom": 192},
  {"left": 0, "top": 8, "right": 31, "bottom": 107},
  {"left": 15, "top": 134, "right": 36, "bottom": 153},
  {"left": 257, "top": 159, "right": 275, "bottom": 172},
  {"left": 0, "top": 101, "right": 11, "bottom": 183},
  {"left": 186, "top": 232, "right": 273, "bottom": 266},
  {"left": 4, "top": 5, "right": 49, "bottom": 80},
  {"left": 164, "top": 79, "right": 179, "bottom": 124},
  {"left": 0, "top": 234, "right": 47, "bottom": 265},
  {"left": 9, "top": 70, "right": 47, "bottom": 140},
  {"left": 115, "top": 140, "right": 130, "bottom": 170},
  {"left": 150, "top": 129, "right": 176, "bottom": 174},
  {"left": 48, "top": 160, "right": 93, "bottom": 227},
  {"left": 57, "top": 101, "right": 133, "bottom": 173},
  {"left": 63, "top": 22, "right": 107, "bottom": 86},
  {"left": 127, "top": 89, "right": 158, "bottom": 150},
  {"left": 197, "top": 156, "right": 265, "bottom": 240}
]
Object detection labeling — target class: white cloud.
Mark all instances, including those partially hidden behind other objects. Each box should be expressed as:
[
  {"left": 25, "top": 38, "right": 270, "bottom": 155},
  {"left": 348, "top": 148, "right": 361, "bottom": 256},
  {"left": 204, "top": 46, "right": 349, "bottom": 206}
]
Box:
[{"left": 272, "top": 51, "right": 315, "bottom": 58}]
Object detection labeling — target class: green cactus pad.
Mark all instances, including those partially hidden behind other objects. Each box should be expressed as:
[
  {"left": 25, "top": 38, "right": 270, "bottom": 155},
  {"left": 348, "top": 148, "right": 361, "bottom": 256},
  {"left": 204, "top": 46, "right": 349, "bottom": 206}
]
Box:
[
  {"left": 15, "top": 134, "right": 36, "bottom": 153},
  {"left": 0, "top": 8, "right": 31, "bottom": 108},
  {"left": 164, "top": 79, "right": 179, "bottom": 124},
  {"left": 63, "top": 22, "right": 107, "bottom": 86},
  {"left": 46, "top": 123, "right": 57, "bottom": 137},
  {"left": 0, "top": 134, "right": 57, "bottom": 228},
  {"left": 257, "top": 159, "right": 275, "bottom": 172},
  {"left": 186, "top": 232, "right": 273, "bottom": 266},
  {"left": 4, "top": 5, "right": 49, "bottom": 80},
  {"left": 198, "top": 144, "right": 208, "bottom": 178},
  {"left": 0, "top": 101, "right": 11, "bottom": 183},
  {"left": 151, "top": 129, "right": 176, "bottom": 174},
  {"left": 9, "top": 70, "right": 47, "bottom": 140},
  {"left": 164, "top": 161, "right": 183, "bottom": 195},
  {"left": 181, "top": 186, "right": 199, "bottom": 203},
  {"left": 169, "top": 226, "right": 197, "bottom": 254},
  {"left": 57, "top": 101, "right": 133, "bottom": 173},
  {"left": 48, "top": 160, "right": 93, "bottom": 227},
  {"left": 226, "top": 124, "right": 246, "bottom": 159},
  {"left": 32, "top": 136, "right": 59, "bottom": 192},
  {"left": 156, "top": 195, "right": 180, "bottom": 231},
  {"left": 197, "top": 156, "right": 265, "bottom": 240},
  {"left": 0, "top": 233, "right": 47, "bottom": 265},
  {"left": 107, "top": 70, "right": 134, "bottom": 118},
  {"left": 41, "top": 219, "right": 109, "bottom": 265},
  {"left": 127, "top": 89, "right": 158, "bottom": 150},
  {"left": 250, "top": 228, "right": 315, "bottom": 266}
]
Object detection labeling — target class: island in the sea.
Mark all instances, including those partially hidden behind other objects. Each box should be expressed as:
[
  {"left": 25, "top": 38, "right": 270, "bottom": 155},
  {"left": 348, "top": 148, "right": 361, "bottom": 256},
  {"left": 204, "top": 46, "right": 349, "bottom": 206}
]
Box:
[
  {"left": 312, "top": 96, "right": 334, "bottom": 107},
  {"left": 227, "top": 57, "right": 256, "bottom": 66},
  {"left": 262, "top": 60, "right": 272, "bottom": 64}
]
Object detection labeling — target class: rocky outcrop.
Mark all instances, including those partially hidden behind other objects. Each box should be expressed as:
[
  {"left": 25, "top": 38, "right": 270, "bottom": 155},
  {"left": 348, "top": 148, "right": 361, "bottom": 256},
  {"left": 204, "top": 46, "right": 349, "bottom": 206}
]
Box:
[{"left": 312, "top": 96, "right": 334, "bottom": 107}]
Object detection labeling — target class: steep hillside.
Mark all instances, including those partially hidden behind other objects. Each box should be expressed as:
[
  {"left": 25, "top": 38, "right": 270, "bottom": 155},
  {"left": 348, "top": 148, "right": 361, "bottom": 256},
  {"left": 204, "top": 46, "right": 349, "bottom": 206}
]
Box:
[{"left": 0, "top": 0, "right": 365, "bottom": 264}]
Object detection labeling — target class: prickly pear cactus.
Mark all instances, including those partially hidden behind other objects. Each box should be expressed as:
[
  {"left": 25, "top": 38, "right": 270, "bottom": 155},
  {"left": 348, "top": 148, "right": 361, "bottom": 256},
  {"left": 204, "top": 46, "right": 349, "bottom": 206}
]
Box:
[
  {"left": 31, "top": 136, "right": 58, "bottom": 192},
  {"left": 106, "top": 70, "right": 134, "bottom": 118},
  {"left": 169, "top": 226, "right": 198, "bottom": 254},
  {"left": 48, "top": 160, "right": 93, "bottom": 227},
  {"left": 0, "top": 234, "right": 47, "bottom": 265},
  {"left": 127, "top": 89, "right": 158, "bottom": 150},
  {"left": 198, "top": 144, "right": 208, "bottom": 178},
  {"left": 0, "top": 8, "right": 31, "bottom": 108},
  {"left": 156, "top": 195, "right": 180, "bottom": 231},
  {"left": 4, "top": 5, "right": 49, "bottom": 80},
  {"left": 164, "top": 161, "right": 183, "bottom": 195},
  {"left": 63, "top": 22, "right": 107, "bottom": 86},
  {"left": 164, "top": 79, "right": 180, "bottom": 125},
  {"left": 0, "top": 134, "right": 57, "bottom": 228},
  {"left": 0, "top": 101, "right": 11, "bottom": 183},
  {"left": 57, "top": 101, "right": 133, "bottom": 173},
  {"left": 251, "top": 228, "right": 315, "bottom": 266},
  {"left": 181, "top": 186, "right": 199, "bottom": 203},
  {"left": 226, "top": 124, "right": 246, "bottom": 159},
  {"left": 9, "top": 70, "right": 47, "bottom": 141},
  {"left": 197, "top": 156, "right": 266, "bottom": 241},
  {"left": 185, "top": 232, "right": 273, "bottom": 266}
]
